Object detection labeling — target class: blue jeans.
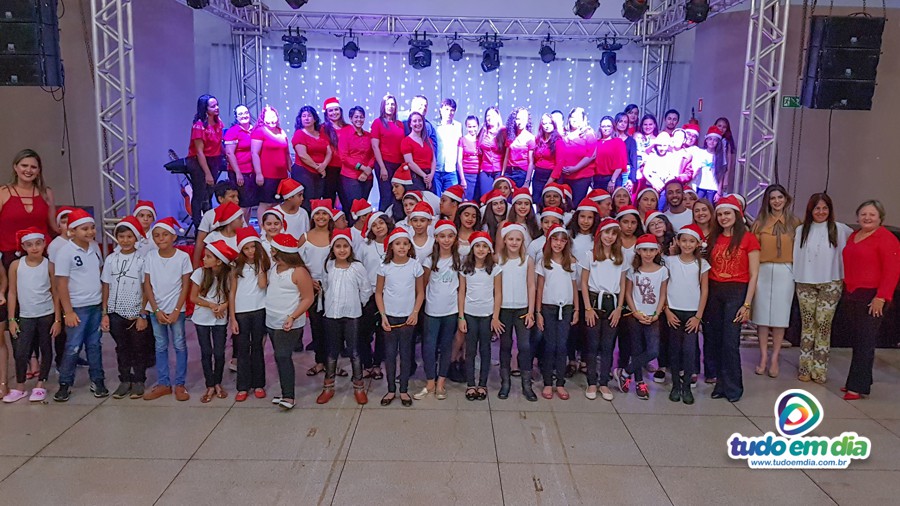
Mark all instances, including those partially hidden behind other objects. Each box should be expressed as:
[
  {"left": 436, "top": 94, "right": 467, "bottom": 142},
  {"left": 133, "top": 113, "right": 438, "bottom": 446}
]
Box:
[
  {"left": 433, "top": 171, "right": 458, "bottom": 197},
  {"left": 563, "top": 176, "right": 591, "bottom": 205},
  {"left": 151, "top": 313, "right": 187, "bottom": 387},
  {"left": 505, "top": 167, "right": 527, "bottom": 189},
  {"left": 541, "top": 305, "right": 573, "bottom": 387},
  {"left": 696, "top": 188, "right": 717, "bottom": 203},
  {"left": 477, "top": 171, "right": 500, "bottom": 202},
  {"left": 59, "top": 304, "right": 104, "bottom": 386},
  {"left": 531, "top": 168, "right": 553, "bottom": 207},
  {"left": 338, "top": 175, "right": 373, "bottom": 226},
  {"left": 292, "top": 164, "right": 325, "bottom": 213},
  {"left": 376, "top": 161, "right": 402, "bottom": 211},
  {"left": 424, "top": 313, "right": 458, "bottom": 380},
  {"left": 592, "top": 174, "right": 615, "bottom": 193},
  {"left": 625, "top": 318, "right": 661, "bottom": 383},
  {"left": 463, "top": 173, "right": 479, "bottom": 201}
]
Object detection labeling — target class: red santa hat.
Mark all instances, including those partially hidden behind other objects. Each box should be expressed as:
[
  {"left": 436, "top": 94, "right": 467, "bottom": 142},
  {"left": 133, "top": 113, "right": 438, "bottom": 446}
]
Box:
[
  {"left": 270, "top": 233, "right": 300, "bottom": 253},
  {"left": 236, "top": 226, "right": 262, "bottom": 251},
  {"left": 541, "top": 182, "right": 564, "bottom": 198},
  {"left": 576, "top": 198, "right": 601, "bottom": 213},
  {"left": 540, "top": 206, "right": 564, "bottom": 222},
  {"left": 151, "top": 216, "right": 184, "bottom": 236},
  {"left": 55, "top": 206, "right": 76, "bottom": 226},
  {"left": 457, "top": 200, "right": 480, "bottom": 217},
  {"left": 408, "top": 201, "right": 434, "bottom": 220},
  {"left": 433, "top": 219, "right": 457, "bottom": 236},
  {"left": 678, "top": 223, "right": 707, "bottom": 244},
  {"left": 480, "top": 189, "right": 505, "bottom": 206},
  {"left": 643, "top": 209, "right": 665, "bottom": 228},
  {"left": 587, "top": 188, "right": 611, "bottom": 203},
  {"left": 16, "top": 227, "right": 46, "bottom": 255},
  {"left": 559, "top": 184, "right": 573, "bottom": 201},
  {"left": 261, "top": 207, "right": 287, "bottom": 230},
  {"left": 350, "top": 198, "right": 373, "bottom": 220},
  {"left": 331, "top": 208, "right": 345, "bottom": 222},
  {"left": 635, "top": 233, "right": 660, "bottom": 250},
  {"left": 67, "top": 208, "right": 95, "bottom": 229},
  {"left": 683, "top": 185, "right": 698, "bottom": 197},
  {"left": 384, "top": 227, "right": 412, "bottom": 249},
  {"left": 597, "top": 217, "right": 621, "bottom": 235},
  {"left": 706, "top": 125, "right": 723, "bottom": 139},
  {"left": 442, "top": 185, "right": 465, "bottom": 203},
  {"left": 275, "top": 178, "right": 304, "bottom": 200},
  {"left": 500, "top": 221, "right": 527, "bottom": 239},
  {"left": 310, "top": 198, "right": 333, "bottom": 217},
  {"left": 323, "top": 97, "right": 340, "bottom": 110},
  {"left": 469, "top": 231, "right": 494, "bottom": 251},
  {"left": 716, "top": 194, "right": 744, "bottom": 216},
  {"left": 732, "top": 193, "right": 747, "bottom": 209},
  {"left": 510, "top": 187, "right": 533, "bottom": 205},
  {"left": 206, "top": 240, "right": 239, "bottom": 264},
  {"left": 132, "top": 200, "right": 157, "bottom": 219},
  {"left": 330, "top": 228, "right": 353, "bottom": 248},
  {"left": 615, "top": 205, "right": 640, "bottom": 220},
  {"left": 391, "top": 164, "right": 413, "bottom": 186},
  {"left": 116, "top": 215, "right": 146, "bottom": 239},
  {"left": 682, "top": 123, "right": 700, "bottom": 136},
  {"left": 213, "top": 201, "right": 243, "bottom": 229},
  {"left": 403, "top": 190, "right": 424, "bottom": 202},
  {"left": 545, "top": 223, "right": 568, "bottom": 239},
  {"left": 492, "top": 176, "right": 516, "bottom": 190},
  {"left": 636, "top": 187, "right": 658, "bottom": 203}
]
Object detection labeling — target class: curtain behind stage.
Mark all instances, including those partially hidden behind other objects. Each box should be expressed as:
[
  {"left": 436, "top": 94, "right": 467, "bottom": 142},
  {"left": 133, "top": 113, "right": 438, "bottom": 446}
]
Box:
[{"left": 207, "top": 44, "right": 656, "bottom": 127}]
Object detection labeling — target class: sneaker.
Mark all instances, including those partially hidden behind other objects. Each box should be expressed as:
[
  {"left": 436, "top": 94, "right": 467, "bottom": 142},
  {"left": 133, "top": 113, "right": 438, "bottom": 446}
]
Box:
[
  {"left": 112, "top": 382, "right": 132, "bottom": 399},
  {"left": 91, "top": 381, "right": 110, "bottom": 398},
  {"left": 130, "top": 383, "right": 145, "bottom": 399},
  {"left": 29, "top": 388, "right": 47, "bottom": 402},
  {"left": 653, "top": 370, "right": 666, "bottom": 384},
  {"left": 143, "top": 385, "right": 172, "bottom": 401},
  {"left": 54, "top": 384, "right": 71, "bottom": 402},
  {"left": 174, "top": 385, "right": 190, "bottom": 401},
  {"left": 636, "top": 382, "right": 650, "bottom": 400},
  {"left": 614, "top": 368, "right": 631, "bottom": 393}
]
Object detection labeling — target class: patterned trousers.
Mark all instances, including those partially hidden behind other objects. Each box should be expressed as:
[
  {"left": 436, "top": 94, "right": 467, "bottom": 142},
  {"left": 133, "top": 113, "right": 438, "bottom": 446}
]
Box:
[{"left": 796, "top": 281, "right": 842, "bottom": 382}]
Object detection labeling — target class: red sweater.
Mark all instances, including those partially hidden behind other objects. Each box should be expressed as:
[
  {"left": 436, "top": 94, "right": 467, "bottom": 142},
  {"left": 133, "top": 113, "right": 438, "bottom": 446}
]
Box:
[
  {"left": 842, "top": 227, "right": 900, "bottom": 301},
  {"left": 595, "top": 137, "right": 628, "bottom": 177},
  {"left": 338, "top": 127, "right": 376, "bottom": 179},
  {"left": 552, "top": 133, "right": 596, "bottom": 180}
]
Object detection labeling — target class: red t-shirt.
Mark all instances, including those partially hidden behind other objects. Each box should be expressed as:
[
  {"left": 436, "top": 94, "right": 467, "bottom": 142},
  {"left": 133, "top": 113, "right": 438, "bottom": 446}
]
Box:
[
  {"left": 478, "top": 128, "right": 506, "bottom": 173},
  {"left": 321, "top": 124, "right": 352, "bottom": 169},
  {"left": 251, "top": 126, "right": 289, "bottom": 180},
  {"left": 595, "top": 137, "right": 628, "bottom": 177},
  {"left": 338, "top": 127, "right": 376, "bottom": 179},
  {"left": 459, "top": 136, "right": 479, "bottom": 174},
  {"left": 291, "top": 128, "right": 330, "bottom": 174},
  {"left": 371, "top": 118, "right": 405, "bottom": 164},
  {"left": 709, "top": 232, "right": 761, "bottom": 283},
  {"left": 188, "top": 119, "right": 224, "bottom": 158},
  {"left": 506, "top": 131, "right": 536, "bottom": 169},
  {"left": 552, "top": 133, "right": 596, "bottom": 180},
  {"left": 842, "top": 227, "right": 900, "bottom": 301},
  {"left": 224, "top": 124, "right": 253, "bottom": 173},
  {"left": 534, "top": 138, "right": 555, "bottom": 170},
  {"left": 400, "top": 136, "right": 434, "bottom": 172}
]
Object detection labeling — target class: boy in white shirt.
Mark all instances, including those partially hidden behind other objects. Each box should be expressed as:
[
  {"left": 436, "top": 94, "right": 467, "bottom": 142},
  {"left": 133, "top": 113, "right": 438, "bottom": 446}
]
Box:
[
  {"left": 274, "top": 178, "right": 310, "bottom": 238},
  {"left": 193, "top": 181, "right": 241, "bottom": 266}
]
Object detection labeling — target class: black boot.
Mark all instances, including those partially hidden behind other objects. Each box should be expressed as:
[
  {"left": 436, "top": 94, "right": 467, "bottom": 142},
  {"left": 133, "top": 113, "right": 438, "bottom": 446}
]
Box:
[
  {"left": 681, "top": 379, "right": 694, "bottom": 405},
  {"left": 498, "top": 368, "right": 511, "bottom": 399},
  {"left": 668, "top": 373, "right": 682, "bottom": 402},
  {"left": 521, "top": 376, "right": 538, "bottom": 402}
]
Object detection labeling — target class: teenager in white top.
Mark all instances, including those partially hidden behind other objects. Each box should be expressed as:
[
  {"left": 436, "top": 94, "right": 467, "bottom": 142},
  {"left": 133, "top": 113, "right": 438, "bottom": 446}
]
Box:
[
  {"left": 792, "top": 193, "right": 852, "bottom": 384},
  {"left": 190, "top": 241, "right": 235, "bottom": 403},
  {"left": 357, "top": 212, "right": 394, "bottom": 380},
  {"left": 259, "top": 207, "right": 285, "bottom": 261},
  {"left": 274, "top": 179, "right": 310, "bottom": 238},
  {"left": 497, "top": 222, "right": 537, "bottom": 401},
  {"left": 662, "top": 225, "right": 709, "bottom": 405},
  {"left": 580, "top": 219, "right": 628, "bottom": 402},
  {"left": 375, "top": 228, "right": 424, "bottom": 407},
  {"left": 203, "top": 201, "right": 243, "bottom": 250},
  {"left": 566, "top": 199, "right": 600, "bottom": 378},
  {"left": 458, "top": 232, "right": 502, "bottom": 401},
  {"left": 408, "top": 201, "right": 435, "bottom": 264},
  {"left": 317, "top": 229, "right": 372, "bottom": 405},
  {"left": 417, "top": 220, "right": 461, "bottom": 400},
  {"left": 299, "top": 199, "right": 334, "bottom": 375},
  {"left": 228, "top": 227, "right": 270, "bottom": 402},
  {"left": 527, "top": 207, "right": 565, "bottom": 263},
  {"left": 535, "top": 225, "right": 579, "bottom": 401}
]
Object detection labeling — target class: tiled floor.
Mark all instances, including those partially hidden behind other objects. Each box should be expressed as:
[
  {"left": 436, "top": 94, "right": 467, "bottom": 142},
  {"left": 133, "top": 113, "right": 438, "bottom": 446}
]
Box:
[{"left": 1, "top": 325, "right": 898, "bottom": 506}]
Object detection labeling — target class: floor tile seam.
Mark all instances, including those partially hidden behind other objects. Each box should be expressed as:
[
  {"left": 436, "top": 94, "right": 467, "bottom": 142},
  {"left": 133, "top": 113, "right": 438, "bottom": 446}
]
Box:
[
  {"left": 609, "top": 396, "right": 675, "bottom": 506},
  {"left": 484, "top": 396, "right": 506, "bottom": 506},
  {"left": 321, "top": 404, "right": 363, "bottom": 506}
]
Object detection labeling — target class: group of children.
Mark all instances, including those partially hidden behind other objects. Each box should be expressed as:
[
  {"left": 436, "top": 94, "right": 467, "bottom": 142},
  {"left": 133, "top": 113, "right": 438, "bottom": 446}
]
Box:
[{"left": 2, "top": 168, "right": 713, "bottom": 409}]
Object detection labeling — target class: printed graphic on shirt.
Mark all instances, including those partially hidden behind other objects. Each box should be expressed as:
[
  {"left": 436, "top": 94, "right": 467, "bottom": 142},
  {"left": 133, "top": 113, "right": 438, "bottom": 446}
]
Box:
[{"left": 634, "top": 273, "right": 658, "bottom": 306}]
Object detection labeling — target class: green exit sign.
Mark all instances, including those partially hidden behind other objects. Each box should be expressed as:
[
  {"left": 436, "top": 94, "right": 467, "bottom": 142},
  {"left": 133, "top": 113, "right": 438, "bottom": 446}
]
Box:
[{"left": 782, "top": 96, "right": 801, "bottom": 108}]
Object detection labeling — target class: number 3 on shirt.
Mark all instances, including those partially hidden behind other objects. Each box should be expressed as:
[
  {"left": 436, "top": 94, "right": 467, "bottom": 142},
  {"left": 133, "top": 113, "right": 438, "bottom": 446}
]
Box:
[{"left": 74, "top": 256, "right": 84, "bottom": 267}]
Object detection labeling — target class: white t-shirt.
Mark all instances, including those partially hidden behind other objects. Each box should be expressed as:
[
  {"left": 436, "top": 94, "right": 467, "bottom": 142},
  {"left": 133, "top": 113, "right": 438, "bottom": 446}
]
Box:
[
  {"left": 436, "top": 120, "right": 462, "bottom": 172},
  {"left": 101, "top": 250, "right": 146, "bottom": 319},
  {"left": 233, "top": 263, "right": 267, "bottom": 313},
  {"left": 578, "top": 251, "right": 628, "bottom": 297},
  {"left": 792, "top": 221, "right": 852, "bottom": 284},
  {"left": 413, "top": 236, "right": 435, "bottom": 265},
  {"left": 144, "top": 248, "right": 193, "bottom": 313},
  {"left": 323, "top": 261, "right": 371, "bottom": 319},
  {"left": 664, "top": 255, "right": 710, "bottom": 311},
  {"left": 190, "top": 268, "right": 227, "bottom": 326},
  {"left": 422, "top": 255, "right": 459, "bottom": 317},
  {"left": 526, "top": 235, "right": 546, "bottom": 263},
  {"left": 203, "top": 230, "right": 238, "bottom": 250},
  {"left": 351, "top": 226, "right": 366, "bottom": 250},
  {"left": 462, "top": 265, "right": 502, "bottom": 317},
  {"left": 358, "top": 239, "right": 386, "bottom": 290},
  {"left": 299, "top": 234, "right": 330, "bottom": 281},
  {"left": 627, "top": 266, "right": 669, "bottom": 315},
  {"left": 15, "top": 257, "right": 54, "bottom": 318},
  {"left": 664, "top": 209, "right": 693, "bottom": 231},
  {"left": 198, "top": 208, "right": 216, "bottom": 234},
  {"left": 692, "top": 149, "right": 717, "bottom": 191},
  {"left": 277, "top": 205, "right": 310, "bottom": 238},
  {"left": 500, "top": 256, "right": 530, "bottom": 309},
  {"left": 47, "top": 236, "right": 69, "bottom": 265},
  {"left": 536, "top": 259, "right": 577, "bottom": 306},
  {"left": 378, "top": 259, "right": 424, "bottom": 317},
  {"left": 55, "top": 240, "right": 103, "bottom": 307}
]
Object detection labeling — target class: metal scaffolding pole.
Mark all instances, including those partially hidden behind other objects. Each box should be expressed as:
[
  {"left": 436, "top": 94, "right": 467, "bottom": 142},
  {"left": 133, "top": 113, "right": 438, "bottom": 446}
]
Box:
[
  {"left": 638, "top": 42, "right": 671, "bottom": 120},
  {"left": 234, "top": 30, "right": 265, "bottom": 117},
  {"left": 735, "top": 0, "right": 790, "bottom": 212},
  {"left": 92, "top": 0, "right": 138, "bottom": 249}
]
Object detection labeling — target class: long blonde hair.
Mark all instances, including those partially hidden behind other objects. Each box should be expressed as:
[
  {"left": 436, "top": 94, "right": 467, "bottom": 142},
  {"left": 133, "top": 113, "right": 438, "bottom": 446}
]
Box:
[{"left": 10, "top": 149, "right": 48, "bottom": 195}]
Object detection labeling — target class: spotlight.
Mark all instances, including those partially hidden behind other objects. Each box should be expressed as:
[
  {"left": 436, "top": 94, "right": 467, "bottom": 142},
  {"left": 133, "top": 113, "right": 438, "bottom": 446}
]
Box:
[
  {"left": 479, "top": 34, "right": 503, "bottom": 73},
  {"left": 539, "top": 36, "right": 556, "bottom": 64},
  {"left": 685, "top": 0, "right": 710, "bottom": 23},
  {"left": 622, "top": 0, "right": 649, "bottom": 22},
  {"left": 187, "top": 0, "right": 209, "bottom": 9},
  {"left": 284, "top": 0, "right": 309, "bottom": 8},
  {"left": 598, "top": 39, "right": 623, "bottom": 76},
  {"left": 342, "top": 31, "right": 359, "bottom": 59},
  {"left": 573, "top": 0, "right": 601, "bottom": 19},
  {"left": 282, "top": 30, "right": 307, "bottom": 69},
  {"left": 230, "top": 0, "right": 252, "bottom": 7},
  {"left": 408, "top": 32, "right": 433, "bottom": 70},
  {"left": 448, "top": 42, "right": 464, "bottom": 62}
]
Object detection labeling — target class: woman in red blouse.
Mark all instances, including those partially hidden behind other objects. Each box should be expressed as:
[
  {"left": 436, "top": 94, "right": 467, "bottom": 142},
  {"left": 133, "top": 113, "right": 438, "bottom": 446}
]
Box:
[
  {"left": 476, "top": 107, "right": 507, "bottom": 199},
  {"left": 532, "top": 113, "right": 561, "bottom": 207},
  {"left": 291, "top": 105, "right": 332, "bottom": 210},
  {"left": 551, "top": 107, "right": 596, "bottom": 205},
  {"left": 321, "top": 97, "right": 350, "bottom": 205},
  {"left": 502, "top": 107, "right": 535, "bottom": 190},
  {"left": 704, "top": 195, "right": 759, "bottom": 402},
  {"left": 250, "top": 105, "right": 291, "bottom": 219},
  {"left": 841, "top": 200, "right": 900, "bottom": 400},
  {"left": 458, "top": 115, "right": 481, "bottom": 201},
  {"left": 594, "top": 115, "right": 628, "bottom": 194},
  {"left": 338, "top": 106, "right": 376, "bottom": 223},
  {"left": 401, "top": 112, "right": 436, "bottom": 191},
  {"left": 187, "top": 94, "right": 226, "bottom": 230},
  {"left": 372, "top": 94, "right": 405, "bottom": 211},
  {"left": 224, "top": 105, "right": 259, "bottom": 221}
]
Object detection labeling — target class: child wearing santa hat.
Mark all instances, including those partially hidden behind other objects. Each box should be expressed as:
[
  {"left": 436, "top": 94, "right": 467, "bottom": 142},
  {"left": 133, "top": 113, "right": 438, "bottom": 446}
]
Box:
[
  {"left": 273, "top": 177, "right": 310, "bottom": 238},
  {"left": 459, "top": 232, "right": 503, "bottom": 401},
  {"left": 229, "top": 227, "right": 270, "bottom": 401}
]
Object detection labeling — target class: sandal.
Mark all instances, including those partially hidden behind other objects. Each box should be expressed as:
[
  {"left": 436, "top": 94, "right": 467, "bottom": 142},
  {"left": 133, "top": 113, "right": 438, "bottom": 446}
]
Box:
[
  {"left": 306, "top": 364, "right": 325, "bottom": 376},
  {"left": 578, "top": 362, "right": 588, "bottom": 374},
  {"left": 215, "top": 386, "right": 228, "bottom": 399},
  {"left": 336, "top": 368, "right": 349, "bottom": 377},
  {"left": 372, "top": 368, "right": 384, "bottom": 380},
  {"left": 565, "top": 363, "right": 577, "bottom": 378},
  {"left": 200, "top": 388, "right": 215, "bottom": 404},
  {"left": 26, "top": 371, "right": 38, "bottom": 380},
  {"left": 465, "top": 388, "right": 478, "bottom": 401},
  {"left": 363, "top": 368, "right": 374, "bottom": 379},
  {"left": 476, "top": 388, "right": 487, "bottom": 400}
]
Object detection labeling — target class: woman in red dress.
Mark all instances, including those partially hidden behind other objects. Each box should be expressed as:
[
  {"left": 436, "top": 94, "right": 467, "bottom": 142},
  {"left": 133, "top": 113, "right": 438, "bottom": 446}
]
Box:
[
  {"left": 372, "top": 94, "right": 405, "bottom": 211},
  {"left": 401, "top": 112, "right": 436, "bottom": 191},
  {"left": 187, "top": 94, "right": 226, "bottom": 230},
  {"left": 321, "top": 97, "right": 351, "bottom": 205},
  {"left": 250, "top": 105, "right": 292, "bottom": 220},
  {"left": 291, "top": 105, "right": 332, "bottom": 210}
]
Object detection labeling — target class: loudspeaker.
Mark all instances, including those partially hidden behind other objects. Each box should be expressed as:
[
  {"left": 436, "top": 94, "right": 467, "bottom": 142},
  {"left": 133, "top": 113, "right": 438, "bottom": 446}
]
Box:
[
  {"left": 801, "top": 16, "right": 884, "bottom": 110},
  {"left": 0, "top": 0, "right": 63, "bottom": 87}
]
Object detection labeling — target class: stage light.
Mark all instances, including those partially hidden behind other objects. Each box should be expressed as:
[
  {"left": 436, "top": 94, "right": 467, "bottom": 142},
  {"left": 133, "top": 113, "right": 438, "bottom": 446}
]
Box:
[
  {"left": 284, "top": 0, "right": 308, "bottom": 8},
  {"left": 187, "top": 0, "right": 209, "bottom": 9},
  {"left": 622, "top": 0, "right": 649, "bottom": 22},
  {"left": 479, "top": 34, "right": 503, "bottom": 73},
  {"left": 342, "top": 31, "right": 359, "bottom": 59},
  {"left": 230, "top": 0, "right": 252, "bottom": 7},
  {"left": 448, "top": 42, "right": 464, "bottom": 62},
  {"left": 685, "top": 0, "right": 710, "bottom": 23},
  {"left": 539, "top": 36, "right": 556, "bottom": 64},
  {"left": 573, "top": 0, "right": 601, "bottom": 19},
  {"left": 282, "top": 31, "right": 307, "bottom": 69},
  {"left": 598, "top": 39, "right": 623, "bottom": 76},
  {"left": 408, "top": 32, "right": 433, "bottom": 70}
]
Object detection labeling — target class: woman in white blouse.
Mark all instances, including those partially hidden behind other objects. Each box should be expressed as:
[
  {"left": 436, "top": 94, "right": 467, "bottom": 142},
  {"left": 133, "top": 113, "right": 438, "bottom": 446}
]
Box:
[{"left": 792, "top": 193, "right": 852, "bottom": 384}]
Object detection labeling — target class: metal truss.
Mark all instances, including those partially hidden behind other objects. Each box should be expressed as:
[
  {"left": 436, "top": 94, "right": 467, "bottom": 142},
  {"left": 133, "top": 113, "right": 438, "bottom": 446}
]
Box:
[
  {"left": 192, "top": 0, "right": 259, "bottom": 29},
  {"left": 638, "top": 42, "right": 672, "bottom": 120},
  {"left": 92, "top": 0, "right": 138, "bottom": 248},
  {"left": 642, "top": 0, "right": 748, "bottom": 41},
  {"left": 735, "top": 0, "right": 790, "bottom": 212},
  {"left": 234, "top": 30, "right": 265, "bottom": 116}
]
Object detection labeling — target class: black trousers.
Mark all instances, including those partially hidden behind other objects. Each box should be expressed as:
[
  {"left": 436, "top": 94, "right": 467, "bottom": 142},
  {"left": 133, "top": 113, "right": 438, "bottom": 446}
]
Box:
[
  {"left": 358, "top": 296, "right": 385, "bottom": 369},
  {"left": 234, "top": 309, "right": 267, "bottom": 391},
  {"left": 705, "top": 281, "right": 747, "bottom": 401},
  {"left": 585, "top": 314, "right": 617, "bottom": 386},
  {"left": 667, "top": 309, "right": 699, "bottom": 381},
  {"left": 269, "top": 327, "right": 302, "bottom": 399},
  {"left": 308, "top": 306, "right": 328, "bottom": 365},
  {"left": 498, "top": 308, "right": 532, "bottom": 373},
  {"left": 108, "top": 313, "right": 151, "bottom": 383},
  {"left": 844, "top": 289, "right": 885, "bottom": 395},
  {"left": 383, "top": 315, "right": 414, "bottom": 393},
  {"left": 464, "top": 314, "right": 492, "bottom": 388},
  {"left": 323, "top": 316, "right": 362, "bottom": 381},
  {"left": 196, "top": 324, "right": 227, "bottom": 388},
  {"left": 14, "top": 314, "right": 54, "bottom": 383},
  {"left": 187, "top": 155, "right": 224, "bottom": 231}
]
